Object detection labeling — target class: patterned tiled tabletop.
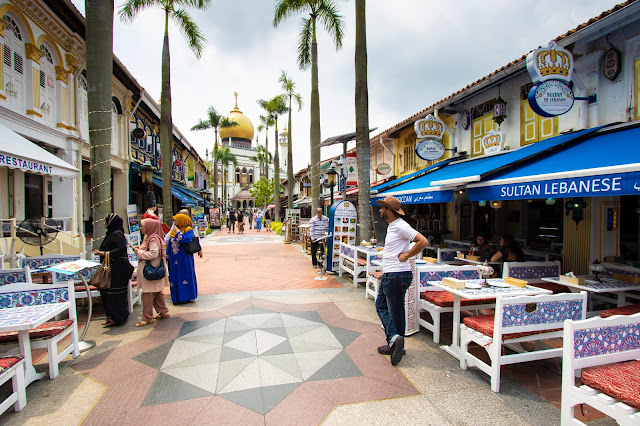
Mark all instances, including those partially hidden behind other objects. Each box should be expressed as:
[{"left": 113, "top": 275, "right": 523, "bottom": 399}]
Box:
[{"left": 0, "top": 303, "right": 67, "bottom": 331}]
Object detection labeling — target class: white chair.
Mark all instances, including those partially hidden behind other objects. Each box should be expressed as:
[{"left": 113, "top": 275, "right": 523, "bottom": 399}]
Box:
[
  {"left": 0, "top": 355, "right": 26, "bottom": 414},
  {"left": 503, "top": 260, "right": 567, "bottom": 293},
  {"left": 0, "top": 266, "right": 32, "bottom": 286},
  {"left": 561, "top": 312, "right": 640, "bottom": 425},
  {"left": 460, "top": 291, "right": 587, "bottom": 393},
  {"left": 416, "top": 265, "right": 495, "bottom": 344}
]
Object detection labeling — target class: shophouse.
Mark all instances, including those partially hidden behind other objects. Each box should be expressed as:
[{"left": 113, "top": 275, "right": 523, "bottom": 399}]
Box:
[{"left": 372, "top": 1, "right": 640, "bottom": 274}]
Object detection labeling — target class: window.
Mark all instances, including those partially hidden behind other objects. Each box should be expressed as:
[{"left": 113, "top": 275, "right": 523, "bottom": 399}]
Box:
[
  {"left": 111, "top": 101, "right": 119, "bottom": 156},
  {"left": 471, "top": 113, "right": 497, "bottom": 157},
  {"left": 401, "top": 133, "right": 417, "bottom": 172},
  {"left": 635, "top": 58, "right": 640, "bottom": 121},
  {"left": 520, "top": 100, "right": 557, "bottom": 145},
  {"left": 39, "top": 44, "right": 56, "bottom": 127},
  {"left": 24, "top": 173, "right": 44, "bottom": 219},
  {"left": 2, "top": 15, "right": 24, "bottom": 113},
  {"left": 77, "top": 74, "right": 89, "bottom": 139}
]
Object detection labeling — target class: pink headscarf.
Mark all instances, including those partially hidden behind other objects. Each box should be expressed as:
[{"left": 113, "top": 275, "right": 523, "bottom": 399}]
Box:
[{"left": 141, "top": 218, "right": 165, "bottom": 254}]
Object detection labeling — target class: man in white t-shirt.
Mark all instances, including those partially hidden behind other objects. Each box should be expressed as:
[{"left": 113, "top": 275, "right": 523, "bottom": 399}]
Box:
[{"left": 376, "top": 195, "right": 428, "bottom": 365}]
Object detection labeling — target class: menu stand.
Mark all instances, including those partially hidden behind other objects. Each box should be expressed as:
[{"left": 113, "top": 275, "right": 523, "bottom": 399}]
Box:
[{"left": 47, "top": 259, "right": 100, "bottom": 352}]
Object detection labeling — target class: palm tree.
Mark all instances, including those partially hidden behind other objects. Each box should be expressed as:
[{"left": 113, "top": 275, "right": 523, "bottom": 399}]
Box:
[
  {"left": 257, "top": 114, "right": 275, "bottom": 179},
  {"left": 355, "top": 0, "right": 371, "bottom": 241},
  {"left": 268, "top": 95, "right": 288, "bottom": 221},
  {"left": 273, "top": 0, "right": 345, "bottom": 211},
  {"left": 251, "top": 144, "right": 271, "bottom": 179},
  {"left": 279, "top": 70, "right": 303, "bottom": 209},
  {"left": 119, "top": 0, "right": 210, "bottom": 225},
  {"left": 193, "top": 109, "right": 238, "bottom": 207},
  {"left": 216, "top": 146, "right": 237, "bottom": 209},
  {"left": 86, "top": 0, "right": 114, "bottom": 248}
]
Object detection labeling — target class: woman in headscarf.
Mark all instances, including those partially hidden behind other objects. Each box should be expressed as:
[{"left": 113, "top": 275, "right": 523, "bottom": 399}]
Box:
[
  {"left": 166, "top": 213, "right": 198, "bottom": 303},
  {"left": 92, "top": 214, "right": 133, "bottom": 327},
  {"left": 133, "top": 218, "right": 170, "bottom": 326}
]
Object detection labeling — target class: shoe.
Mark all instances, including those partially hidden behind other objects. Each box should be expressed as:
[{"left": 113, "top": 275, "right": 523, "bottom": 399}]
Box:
[
  {"left": 101, "top": 317, "right": 113, "bottom": 326},
  {"left": 390, "top": 336, "right": 405, "bottom": 366},
  {"left": 102, "top": 319, "right": 116, "bottom": 328},
  {"left": 377, "top": 344, "right": 406, "bottom": 356},
  {"left": 136, "top": 320, "right": 154, "bottom": 327},
  {"left": 313, "top": 265, "right": 318, "bottom": 269},
  {"left": 154, "top": 312, "right": 170, "bottom": 320}
]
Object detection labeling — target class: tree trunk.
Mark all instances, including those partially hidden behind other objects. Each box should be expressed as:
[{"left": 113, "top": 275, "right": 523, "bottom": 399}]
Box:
[
  {"left": 355, "top": 0, "right": 372, "bottom": 242},
  {"left": 310, "top": 38, "right": 321, "bottom": 211},
  {"left": 264, "top": 130, "right": 269, "bottom": 179},
  {"left": 160, "top": 11, "right": 173, "bottom": 226},
  {"left": 273, "top": 120, "right": 280, "bottom": 221},
  {"left": 287, "top": 96, "right": 293, "bottom": 209},
  {"left": 213, "top": 132, "right": 219, "bottom": 207},
  {"left": 86, "top": 0, "right": 113, "bottom": 250}
]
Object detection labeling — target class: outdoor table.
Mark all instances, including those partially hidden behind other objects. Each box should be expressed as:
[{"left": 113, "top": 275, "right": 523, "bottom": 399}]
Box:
[
  {"left": 0, "top": 303, "right": 69, "bottom": 385},
  {"left": 427, "top": 279, "right": 552, "bottom": 360},
  {"left": 541, "top": 276, "right": 640, "bottom": 316},
  {"left": 356, "top": 245, "right": 384, "bottom": 279},
  {"left": 455, "top": 257, "right": 503, "bottom": 275}
]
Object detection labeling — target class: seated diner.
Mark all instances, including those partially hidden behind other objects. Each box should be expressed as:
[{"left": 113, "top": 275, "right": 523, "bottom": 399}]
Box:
[
  {"left": 468, "top": 233, "right": 495, "bottom": 260},
  {"left": 490, "top": 234, "right": 525, "bottom": 263}
]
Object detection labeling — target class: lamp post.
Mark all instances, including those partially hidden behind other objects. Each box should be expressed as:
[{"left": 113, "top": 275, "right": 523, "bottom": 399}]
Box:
[
  {"left": 141, "top": 161, "right": 156, "bottom": 211},
  {"left": 327, "top": 167, "right": 338, "bottom": 206}
]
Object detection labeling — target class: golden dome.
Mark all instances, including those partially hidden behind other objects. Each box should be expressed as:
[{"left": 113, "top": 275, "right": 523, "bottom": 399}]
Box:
[{"left": 219, "top": 92, "right": 254, "bottom": 143}]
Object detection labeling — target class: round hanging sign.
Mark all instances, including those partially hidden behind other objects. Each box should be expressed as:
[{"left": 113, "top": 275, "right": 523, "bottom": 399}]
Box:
[
  {"left": 131, "top": 127, "right": 146, "bottom": 139},
  {"left": 376, "top": 163, "right": 391, "bottom": 175},
  {"left": 528, "top": 79, "right": 574, "bottom": 118},
  {"left": 415, "top": 139, "right": 445, "bottom": 161},
  {"left": 461, "top": 110, "right": 471, "bottom": 130}
]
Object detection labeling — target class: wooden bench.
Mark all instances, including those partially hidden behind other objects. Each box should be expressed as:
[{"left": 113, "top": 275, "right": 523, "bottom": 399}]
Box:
[
  {"left": 0, "top": 355, "right": 26, "bottom": 414},
  {"left": 561, "top": 312, "right": 640, "bottom": 425},
  {"left": 503, "top": 260, "right": 568, "bottom": 293},
  {"left": 460, "top": 291, "right": 587, "bottom": 393},
  {"left": 0, "top": 281, "right": 79, "bottom": 380},
  {"left": 417, "top": 265, "right": 495, "bottom": 344}
]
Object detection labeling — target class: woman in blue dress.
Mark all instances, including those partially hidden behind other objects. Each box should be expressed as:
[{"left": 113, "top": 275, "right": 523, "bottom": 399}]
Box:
[{"left": 166, "top": 213, "right": 198, "bottom": 303}]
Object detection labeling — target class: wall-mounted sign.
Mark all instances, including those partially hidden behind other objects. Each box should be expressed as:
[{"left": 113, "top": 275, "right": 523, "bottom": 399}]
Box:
[
  {"left": 346, "top": 153, "right": 357, "bottom": 185},
  {"left": 415, "top": 139, "right": 445, "bottom": 161},
  {"left": 526, "top": 41, "right": 575, "bottom": 118},
  {"left": 461, "top": 110, "right": 471, "bottom": 130},
  {"left": 376, "top": 163, "right": 391, "bottom": 175},
  {"left": 481, "top": 130, "right": 505, "bottom": 154},
  {"left": 603, "top": 47, "right": 621, "bottom": 81},
  {"left": 303, "top": 182, "right": 312, "bottom": 187},
  {"left": 528, "top": 80, "right": 574, "bottom": 118},
  {"left": 187, "top": 159, "right": 195, "bottom": 181},
  {"left": 414, "top": 114, "right": 446, "bottom": 161},
  {"left": 131, "top": 128, "right": 146, "bottom": 139}
]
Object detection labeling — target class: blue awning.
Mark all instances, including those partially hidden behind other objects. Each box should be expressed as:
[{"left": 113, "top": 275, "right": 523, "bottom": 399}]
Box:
[
  {"left": 152, "top": 177, "right": 197, "bottom": 206},
  {"left": 467, "top": 124, "right": 640, "bottom": 201},
  {"left": 371, "top": 157, "right": 457, "bottom": 194},
  {"left": 173, "top": 185, "right": 202, "bottom": 206}
]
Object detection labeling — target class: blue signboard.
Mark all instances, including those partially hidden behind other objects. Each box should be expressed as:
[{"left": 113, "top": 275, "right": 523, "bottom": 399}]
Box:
[
  {"left": 339, "top": 175, "right": 346, "bottom": 193},
  {"left": 370, "top": 190, "right": 453, "bottom": 205},
  {"left": 326, "top": 200, "right": 358, "bottom": 273},
  {"left": 468, "top": 171, "right": 640, "bottom": 201}
]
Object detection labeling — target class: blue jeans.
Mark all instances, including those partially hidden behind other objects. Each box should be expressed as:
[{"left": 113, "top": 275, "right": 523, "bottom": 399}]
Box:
[{"left": 375, "top": 271, "right": 413, "bottom": 344}]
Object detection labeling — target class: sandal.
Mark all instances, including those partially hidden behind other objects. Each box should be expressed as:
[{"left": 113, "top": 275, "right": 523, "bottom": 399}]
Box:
[
  {"left": 154, "top": 312, "right": 170, "bottom": 320},
  {"left": 135, "top": 320, "right": 154, "bottom": 327},
  {"left": 101, "top": 318, "right": 113, "bottom": 326},
  {"left": 102, "top": 320, "right": 117, "bottom": 328}
]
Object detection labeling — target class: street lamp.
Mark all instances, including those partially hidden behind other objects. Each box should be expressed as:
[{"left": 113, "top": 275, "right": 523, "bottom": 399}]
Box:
[
  {"left": 141, "top": 161, "right": 156, "bottom": 211},
  {"left": 326, "top": 167, "right": 338, "bottom": 206}
]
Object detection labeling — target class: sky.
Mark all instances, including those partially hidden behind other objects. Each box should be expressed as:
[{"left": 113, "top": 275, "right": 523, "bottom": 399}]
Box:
[{"left": 70, "top": 0, "right": 622, "bottom": 171}]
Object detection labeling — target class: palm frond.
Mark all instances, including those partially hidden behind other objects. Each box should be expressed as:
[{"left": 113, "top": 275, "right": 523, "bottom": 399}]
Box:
[
  {"left": 293, "top": 93, "right": 303, "bottom": 111},
  {"left": 297, "top": 17, "right": 312, "bottom": 70},
  {"left": 317, "top": 0, "right": 345, "bottom": 50},
  {"left": 118, "top": 0, "right": 159, "bottom": 22},
  {"left": 175, "top": 0, "right": 211, "bottom": 8},
  {"left": 171, "top": 8, "right": 206, "bottom": 58},
  {"left": 191, "top": 119, "right": 210, "bottom": 131},
  {"left": 273, "top": 0, "right": 306, "bottom": 27}
]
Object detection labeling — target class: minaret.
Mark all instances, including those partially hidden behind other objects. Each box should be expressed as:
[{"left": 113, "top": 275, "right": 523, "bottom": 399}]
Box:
[{"left": 279, "top": 127, "right": 288, "bottom": 173}]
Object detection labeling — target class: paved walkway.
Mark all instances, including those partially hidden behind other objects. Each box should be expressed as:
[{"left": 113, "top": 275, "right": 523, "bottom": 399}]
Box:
[{"left": 0, "top": 226, "right": 614, "bottom": 425}]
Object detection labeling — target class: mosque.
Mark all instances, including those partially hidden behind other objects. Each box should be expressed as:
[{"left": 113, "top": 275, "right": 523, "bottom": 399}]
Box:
[{"left": 214, "top": 93, "right": 286, "bottom": 210}]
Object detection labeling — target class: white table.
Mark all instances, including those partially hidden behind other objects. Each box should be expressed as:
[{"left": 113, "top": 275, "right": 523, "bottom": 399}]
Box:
[
  {"left": 541, "top": 276, "right": 640, "bottom": 315},
  {"left": 356, "top": 246, "right": 385, "bottom": 281},
  {"left": 0, "top": 303, "right": 69, "bottom": 385},
  {"left": 427, "top": 280, "right": 552, "bottom": 360}
]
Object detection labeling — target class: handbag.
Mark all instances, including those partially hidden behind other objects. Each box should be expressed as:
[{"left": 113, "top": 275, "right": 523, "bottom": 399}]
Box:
[
  {"left": 143, "top": 257, "right": 166, "bottom": 281},
  {"left": 89, "top": 251, "right": 111, "bottom": 290},
  {"left": 182, "top": 236, "right": 202, "bottom": 254}
]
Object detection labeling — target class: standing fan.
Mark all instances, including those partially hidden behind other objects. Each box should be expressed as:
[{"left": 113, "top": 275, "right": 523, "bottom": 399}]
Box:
[{"left": 16, "top": 218, "right": 60, "bottom": 255}]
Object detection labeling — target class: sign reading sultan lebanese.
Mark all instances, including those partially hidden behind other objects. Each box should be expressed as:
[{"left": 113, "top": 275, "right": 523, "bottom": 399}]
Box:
[
  {"left": 526, "top": 41, "right": 575, "bottom": 118},
  {"left": 413, "top": 114, "right": 446, "bottom": 161}
]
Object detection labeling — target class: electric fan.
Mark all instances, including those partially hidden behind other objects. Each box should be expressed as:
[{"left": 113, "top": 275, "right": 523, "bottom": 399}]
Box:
[{"left": 16, "top": 218, "right": 60, "bottom": 255}]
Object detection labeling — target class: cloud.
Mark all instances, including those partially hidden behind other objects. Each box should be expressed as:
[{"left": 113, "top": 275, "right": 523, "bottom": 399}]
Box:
[{"left": 72, "top": 0, "right": 621, "bottom": 171}]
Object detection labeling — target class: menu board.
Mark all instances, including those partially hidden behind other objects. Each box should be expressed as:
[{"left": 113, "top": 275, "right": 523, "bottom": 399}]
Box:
[
  {"left": 326, "top": 201, "right": 357, "bottom": 273},
  {"left": 126, "top": 204, "right": 139, "bottom": 234},
  {"left": 286, "top": 209, "right": 301, "bottom": 241}
]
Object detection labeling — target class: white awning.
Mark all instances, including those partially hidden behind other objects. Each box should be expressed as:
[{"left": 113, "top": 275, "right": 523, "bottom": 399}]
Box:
[{"left": 0, "top": 123, "right": 79, "bottom": 177}]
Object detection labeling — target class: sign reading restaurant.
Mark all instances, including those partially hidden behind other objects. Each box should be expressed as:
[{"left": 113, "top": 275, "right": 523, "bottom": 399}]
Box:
[
  {"left": 0, "top": 154, "right": 53, "bottom": 174},
  {"left": 526, "top": 41, "right": 575, "bottom": 117}
]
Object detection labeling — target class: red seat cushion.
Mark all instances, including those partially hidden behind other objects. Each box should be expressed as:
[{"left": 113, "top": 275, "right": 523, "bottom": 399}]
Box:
[
  {"left": 368, "top": 272, "right": 383, "bottom": 280},
  {"left": 420, "top": 291, "right": 495, "bottom": 308},
  {"left": 463, "top": 314, "right": 561, "bottom": 340},
  {"left": 600, "top": 304, "right": 640, "bottom": 318},
  {"left": 581, "top": 360, "right": 640, "bottom": 409},
  {"left": 530, "top": 282, "right": 570, "bottom": 294},
  {"left": 0, "top": 320, "right": 74, "bottom": 344},
  {"left": 74, "top": 285, "right": 98, "bottom": 292},
  {"left": 0, "top": 355, "right": 23, "bottom": 374}
]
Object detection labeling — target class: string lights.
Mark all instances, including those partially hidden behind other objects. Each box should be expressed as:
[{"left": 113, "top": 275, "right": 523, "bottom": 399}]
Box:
[{"left": 88, "top": 109, "right": 115, "bottom": 239}]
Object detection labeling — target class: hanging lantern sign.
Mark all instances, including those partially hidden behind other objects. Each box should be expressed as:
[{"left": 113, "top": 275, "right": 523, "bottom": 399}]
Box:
[
  {"left": 414, "top": 114, "right": 446, "bottom": 161},
  {"left": 526, "top": 41, "right": 575, "bottom": 118},
  {"left": 481, "top": 130, "right": 505, "bottom": 154}
]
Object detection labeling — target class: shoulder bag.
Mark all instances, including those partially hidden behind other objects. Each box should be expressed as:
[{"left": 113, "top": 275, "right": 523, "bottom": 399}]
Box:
[
  {"left": 142, "top": 236, "right": 166, "bottom": 280},
  {"left": 182, "top": 236, "right": 202, "bottom": 254},
  {"left": 89, "top": 251, "right": 111, "bottom": 290}
]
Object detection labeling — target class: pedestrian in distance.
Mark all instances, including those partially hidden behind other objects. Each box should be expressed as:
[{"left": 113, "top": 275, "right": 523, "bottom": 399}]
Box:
[
  {"left": 375, "top": 196, "right": 428, "bottom": 365},
  {"left": 264, "top": 209, "right": 272, "bottom": 232},
  {"left": 92, "top": 213, "right": 134, "bottom": 327},
  {"left": 308, "top": 207, "right": 329, "bottom": 269},
  {"left": 237, "top": 210, "right": 245, "bottom": 234},
  {"left": 225, "top": 209, "right": 230, "bottom": 229},
  {"left": 228, "top": 208, "right": 236, "bottom": 233},
  {"left": 248, "top": 209, "right": 254, "bottom": 230},
  {"left": 133, "top": 218, "right": 170, "bottom": 327},
  {"left": 166, "top": 214, "right": 198, "bottom": 304},
  {"left": 256, "top": 210, "right": 263, "bottom": 231}
]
